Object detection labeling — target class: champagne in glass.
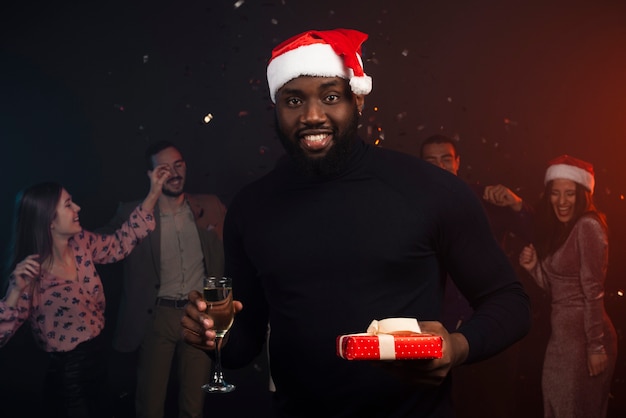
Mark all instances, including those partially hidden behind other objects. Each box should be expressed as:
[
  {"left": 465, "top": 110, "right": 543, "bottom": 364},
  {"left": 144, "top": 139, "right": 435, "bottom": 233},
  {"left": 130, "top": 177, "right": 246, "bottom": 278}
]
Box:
[{"left": 201, "top": 276, "right": 236, "bottom": 393}]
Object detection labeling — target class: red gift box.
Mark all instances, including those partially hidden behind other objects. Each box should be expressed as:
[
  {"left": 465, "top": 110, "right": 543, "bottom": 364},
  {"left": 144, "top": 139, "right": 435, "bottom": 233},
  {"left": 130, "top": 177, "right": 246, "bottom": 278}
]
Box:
[{"left": 336, "top": 318, "right": 443, "bottom": 360}]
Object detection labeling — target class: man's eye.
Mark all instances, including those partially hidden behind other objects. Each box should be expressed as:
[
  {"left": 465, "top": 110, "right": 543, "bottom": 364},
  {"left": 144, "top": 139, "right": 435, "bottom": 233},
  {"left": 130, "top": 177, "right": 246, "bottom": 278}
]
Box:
[
  {"left": 287, "top": 98, "right": 301, "bottom": 106},
  {"left": 325, "top": 94, "right": 339, "bottom": 102}
]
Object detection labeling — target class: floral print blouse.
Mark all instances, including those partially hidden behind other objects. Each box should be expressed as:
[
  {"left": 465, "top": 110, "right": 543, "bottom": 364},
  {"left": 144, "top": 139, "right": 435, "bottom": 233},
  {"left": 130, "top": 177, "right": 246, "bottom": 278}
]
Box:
[{"left": 0, "top": 205, "right": 155, "bottom": 352}]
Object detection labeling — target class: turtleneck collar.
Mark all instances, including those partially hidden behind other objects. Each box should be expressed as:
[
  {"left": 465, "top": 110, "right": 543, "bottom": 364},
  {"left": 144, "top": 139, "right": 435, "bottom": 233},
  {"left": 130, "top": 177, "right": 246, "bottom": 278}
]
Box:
[{"left": 275, "top": 137, "right": 370, "bottom": 184}]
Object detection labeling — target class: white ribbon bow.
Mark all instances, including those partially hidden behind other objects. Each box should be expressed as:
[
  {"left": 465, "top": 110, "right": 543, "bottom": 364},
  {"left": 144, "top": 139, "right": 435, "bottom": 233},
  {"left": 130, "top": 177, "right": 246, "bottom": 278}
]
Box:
[
  {"left": 366, "top": 318, "right": 421, "bottom": 360},
  {"left": 366, "top": 317, "right": 421, "bottom": 335}
]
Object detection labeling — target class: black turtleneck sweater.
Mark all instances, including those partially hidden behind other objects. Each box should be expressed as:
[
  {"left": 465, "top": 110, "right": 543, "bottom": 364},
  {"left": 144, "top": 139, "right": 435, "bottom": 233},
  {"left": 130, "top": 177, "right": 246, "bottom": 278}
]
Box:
[{"left": 220, "top": 139, "right": 531, "bottom": 417}]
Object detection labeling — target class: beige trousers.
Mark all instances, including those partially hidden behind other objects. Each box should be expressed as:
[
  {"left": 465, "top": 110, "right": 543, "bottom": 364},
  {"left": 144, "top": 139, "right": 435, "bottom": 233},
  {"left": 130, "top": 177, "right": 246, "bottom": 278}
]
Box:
[{"left": 135, "top": 305, "right": 211, "bottom": 418}]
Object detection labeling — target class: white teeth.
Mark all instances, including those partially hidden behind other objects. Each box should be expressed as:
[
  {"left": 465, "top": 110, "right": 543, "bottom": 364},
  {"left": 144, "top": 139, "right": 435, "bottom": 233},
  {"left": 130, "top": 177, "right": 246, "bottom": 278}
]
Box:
[{"left": 303, "top": 134, "right": 327, "bottom": 142}]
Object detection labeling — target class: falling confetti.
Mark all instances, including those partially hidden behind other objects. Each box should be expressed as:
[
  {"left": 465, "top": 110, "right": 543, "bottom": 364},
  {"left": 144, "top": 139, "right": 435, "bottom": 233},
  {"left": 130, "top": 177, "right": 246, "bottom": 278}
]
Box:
[
  {"left": 143, "top": 55, "right": 149, "bottom": 64},
  {"left": 401, "top": 49, "right": 409, "bottom": 57},
  {"left": 234, "top": 0, "right": 244, "bottom": 9},
  {"left": 203, "top": 113, "right": 214, "bottom": 123},
  {"left": 113, "top": 104, "right": 125, "bottom": 111},
  {"left": 371, "top": 124, "right": 385, "bottom": 146},
  {"left": 395, "top": 111, "right": 407, "bottom": 121}
]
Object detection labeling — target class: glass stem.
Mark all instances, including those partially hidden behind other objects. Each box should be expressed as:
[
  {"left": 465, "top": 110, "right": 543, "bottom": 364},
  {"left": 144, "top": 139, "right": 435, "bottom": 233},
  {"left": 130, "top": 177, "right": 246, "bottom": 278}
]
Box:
[{"left": 212, "top": 337, "right": 225, "bottom": 384}]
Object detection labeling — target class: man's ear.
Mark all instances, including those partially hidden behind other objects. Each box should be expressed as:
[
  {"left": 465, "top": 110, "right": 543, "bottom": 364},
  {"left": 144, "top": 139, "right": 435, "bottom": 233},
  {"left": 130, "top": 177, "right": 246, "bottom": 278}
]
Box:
[{"left": 355, "top": 94, "right": 365, "bottom": 114}]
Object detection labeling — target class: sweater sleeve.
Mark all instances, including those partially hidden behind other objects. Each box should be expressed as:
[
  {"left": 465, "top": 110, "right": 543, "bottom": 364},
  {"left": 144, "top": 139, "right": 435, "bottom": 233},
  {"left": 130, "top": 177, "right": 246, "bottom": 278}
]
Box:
[
  {"left": 442, "top": 181, "right": 531, "bottom": 363},
  {"left": 218, "top": 201, "right": 270, "bottom": 369},
  {"left": 530, "top": 262, "right": 549, "bottom": 291},
  {"left": 576, "top": 217, "right": 609, "bottom": 354}
]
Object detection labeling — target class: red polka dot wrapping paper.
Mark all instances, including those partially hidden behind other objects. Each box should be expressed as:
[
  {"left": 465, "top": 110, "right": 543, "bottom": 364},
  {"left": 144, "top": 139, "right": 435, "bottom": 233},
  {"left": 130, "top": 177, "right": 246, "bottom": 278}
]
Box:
[{"left": 336, "top": 333, "right": 443, "bottom": 360}]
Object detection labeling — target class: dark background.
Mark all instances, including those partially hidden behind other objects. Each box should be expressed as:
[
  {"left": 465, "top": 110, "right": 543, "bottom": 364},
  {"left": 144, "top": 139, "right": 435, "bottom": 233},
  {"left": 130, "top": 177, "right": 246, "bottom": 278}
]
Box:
[{"left": 1, "top": 0, "right": 624, "bottom": 416}]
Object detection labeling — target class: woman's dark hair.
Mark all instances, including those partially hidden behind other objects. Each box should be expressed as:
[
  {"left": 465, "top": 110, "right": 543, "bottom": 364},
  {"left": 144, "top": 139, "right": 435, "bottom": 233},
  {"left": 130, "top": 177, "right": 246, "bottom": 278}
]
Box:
[
  {"left": 2, "top": 182, "right": 62, "bottom": 293},
  {"left": 534, "top": 180, "right": 607, "bottom": 259}
]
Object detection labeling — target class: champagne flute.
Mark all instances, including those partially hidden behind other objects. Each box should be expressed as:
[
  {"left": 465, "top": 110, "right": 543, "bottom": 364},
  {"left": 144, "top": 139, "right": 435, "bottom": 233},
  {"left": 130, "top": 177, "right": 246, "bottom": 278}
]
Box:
[{"left": 201, "top": 276, "right": 236, "bottom": 393}]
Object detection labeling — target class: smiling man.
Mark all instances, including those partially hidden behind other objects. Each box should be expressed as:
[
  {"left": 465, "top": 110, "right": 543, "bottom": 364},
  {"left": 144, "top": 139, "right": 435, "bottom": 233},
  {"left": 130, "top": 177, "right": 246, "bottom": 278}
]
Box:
[
  {"left": 181, "top": 28, "right": 531, "bottom": 417},
  {"left": 273, "top": 75, "right": 362, "bottom": 177},
  {"left": 100, "top": 141, "right": 226, "bottom": 418}
]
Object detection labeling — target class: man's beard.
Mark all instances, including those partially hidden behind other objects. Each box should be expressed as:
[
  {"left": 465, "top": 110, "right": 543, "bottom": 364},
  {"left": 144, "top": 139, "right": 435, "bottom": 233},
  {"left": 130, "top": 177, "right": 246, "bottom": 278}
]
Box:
[
  {"left": 162, "top": 177, "right": 184, "bottom": 197},
  {"left": 275, "top": 108, "right": 359, "bottom": 178}
]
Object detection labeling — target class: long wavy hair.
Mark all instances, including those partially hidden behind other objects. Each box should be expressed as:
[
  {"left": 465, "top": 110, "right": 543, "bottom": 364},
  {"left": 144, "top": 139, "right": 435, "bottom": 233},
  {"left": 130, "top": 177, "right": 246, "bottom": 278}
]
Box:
[
  {"left": 2, "top": 182, "right": 62, "bottom": 294},
  {"left": 533, "top": 180, "right": 607, "bottom": 259}
]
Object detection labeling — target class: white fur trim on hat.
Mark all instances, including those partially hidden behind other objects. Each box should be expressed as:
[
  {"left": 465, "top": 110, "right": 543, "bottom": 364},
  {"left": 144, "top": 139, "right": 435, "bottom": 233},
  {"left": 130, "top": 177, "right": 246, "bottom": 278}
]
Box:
[
  {"left": 544, "top": 163, "right": 595, "bottom": 193},
  {"left": 267, "top": 43, "right": 372, "bottom": 103},
  {"left": 268, "top": 43, "right": 346, "bottom": 102}
]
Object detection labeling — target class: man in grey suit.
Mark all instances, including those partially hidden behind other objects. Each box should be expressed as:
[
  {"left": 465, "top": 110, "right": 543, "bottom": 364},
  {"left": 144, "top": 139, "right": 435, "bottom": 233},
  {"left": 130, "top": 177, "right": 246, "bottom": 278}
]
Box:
[{"left": 102, "top": 140, "right": 225, "bottom": 418}]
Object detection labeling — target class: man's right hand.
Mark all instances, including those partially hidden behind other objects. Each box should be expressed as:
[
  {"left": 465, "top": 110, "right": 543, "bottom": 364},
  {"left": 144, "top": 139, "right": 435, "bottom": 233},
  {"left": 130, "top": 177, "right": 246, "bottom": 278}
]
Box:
[
  {"left": 483, "top": 184, "right": 523, "bottom": 212},
  {"left": 181, "top": 290, "right": 243, "bottom": 350}
]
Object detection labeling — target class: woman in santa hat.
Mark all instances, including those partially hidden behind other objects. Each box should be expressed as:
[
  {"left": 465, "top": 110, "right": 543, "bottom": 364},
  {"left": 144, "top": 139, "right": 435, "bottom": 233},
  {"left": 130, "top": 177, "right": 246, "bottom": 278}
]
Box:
[{"left": 519, "top": 154, "right": 617, "bottom": 418}]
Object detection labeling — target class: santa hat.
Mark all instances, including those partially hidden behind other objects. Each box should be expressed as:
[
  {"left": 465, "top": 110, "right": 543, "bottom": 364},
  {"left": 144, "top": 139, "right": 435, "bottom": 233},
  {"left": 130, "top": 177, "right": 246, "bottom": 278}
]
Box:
[
  {"left": 544, "top": 154, "right": 595, "bottom": 193},
  {"left": 266, "top": 28, "right": 373, "bottom": 103}
]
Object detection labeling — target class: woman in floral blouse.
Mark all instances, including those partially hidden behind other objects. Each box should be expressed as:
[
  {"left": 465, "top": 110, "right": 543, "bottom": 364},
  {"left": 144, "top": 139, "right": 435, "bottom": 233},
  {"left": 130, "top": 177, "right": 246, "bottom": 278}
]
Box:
[{"left": 0, "top": 162, "right": 170, "bottom": 417}]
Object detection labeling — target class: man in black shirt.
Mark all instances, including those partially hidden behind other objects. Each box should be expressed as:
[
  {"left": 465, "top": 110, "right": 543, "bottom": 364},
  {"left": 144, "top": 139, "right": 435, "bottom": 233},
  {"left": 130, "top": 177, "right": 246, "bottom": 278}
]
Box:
[{"left": 181, "top": 28, "right": 531, "bottom": 417}]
